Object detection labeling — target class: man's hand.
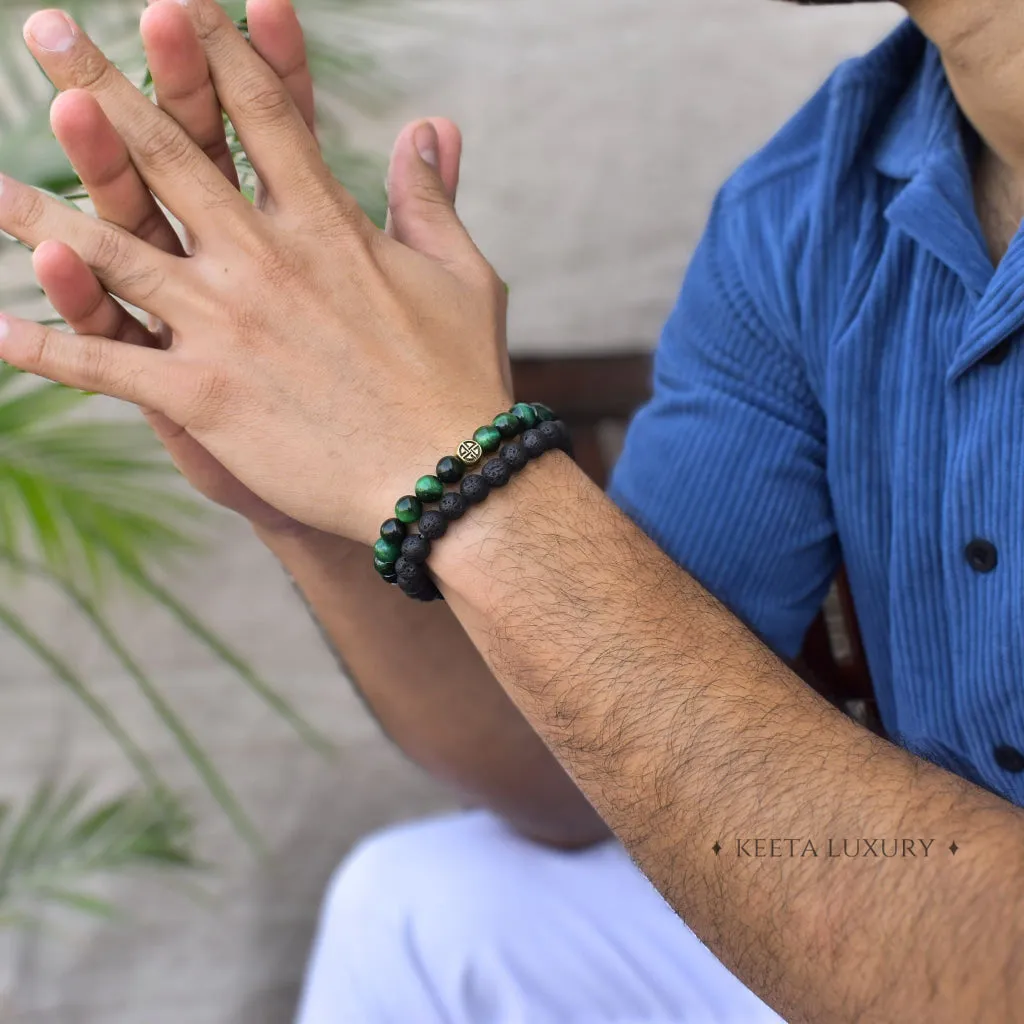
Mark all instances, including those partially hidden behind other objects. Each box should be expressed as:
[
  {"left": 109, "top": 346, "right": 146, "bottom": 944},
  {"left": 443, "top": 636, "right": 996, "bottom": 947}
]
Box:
[
  {"left": 31, "top": 0, "right": 467, "bottom": 538},
  {"left": 0, "top": 0, "right": 503, "bottom": 545}
]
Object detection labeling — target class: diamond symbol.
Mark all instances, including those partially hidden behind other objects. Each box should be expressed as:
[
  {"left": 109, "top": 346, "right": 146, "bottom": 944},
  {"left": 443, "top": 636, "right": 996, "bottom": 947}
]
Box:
[
  {"left": 949, "top": 842, "right": 959, "bottom": 856},
  {"left": 712, "top": 842, "right": 722, "bottom": 856}
]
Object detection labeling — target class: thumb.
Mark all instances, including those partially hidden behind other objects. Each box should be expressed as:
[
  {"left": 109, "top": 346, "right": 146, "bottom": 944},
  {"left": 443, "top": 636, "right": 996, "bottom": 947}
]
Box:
[{"left": 386, "top": 118, "right": 475, "bottom": 265}]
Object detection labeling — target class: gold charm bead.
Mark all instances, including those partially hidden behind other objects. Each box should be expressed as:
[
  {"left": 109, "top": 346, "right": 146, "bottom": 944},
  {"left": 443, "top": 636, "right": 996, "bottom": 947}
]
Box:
[{"left": 457, "top": 440, "right": 484, "bottom": 465}]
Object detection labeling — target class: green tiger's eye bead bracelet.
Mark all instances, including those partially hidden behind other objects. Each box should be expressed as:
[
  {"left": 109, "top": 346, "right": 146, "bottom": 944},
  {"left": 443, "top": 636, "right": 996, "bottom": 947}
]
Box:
[{"left": 374, "top": 402, "right": 571, "bottom": 602}]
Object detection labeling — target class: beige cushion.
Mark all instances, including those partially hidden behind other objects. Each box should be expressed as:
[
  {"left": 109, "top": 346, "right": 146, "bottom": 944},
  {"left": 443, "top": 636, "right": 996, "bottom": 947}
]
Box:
[{"left": 371, "top": 0, "right": 903, "bottom": 356}]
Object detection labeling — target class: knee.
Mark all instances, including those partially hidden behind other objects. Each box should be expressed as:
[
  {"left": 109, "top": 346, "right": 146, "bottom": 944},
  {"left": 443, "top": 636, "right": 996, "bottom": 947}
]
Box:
[
  {"left": 318, "top": 811, "right": 549, "bottom": 975},
  {"left": 320, "top": 820, "right": 422, "bottom": 932},
  {"left": 303, "top": 812, "right": 565, "bottom": 1022}
]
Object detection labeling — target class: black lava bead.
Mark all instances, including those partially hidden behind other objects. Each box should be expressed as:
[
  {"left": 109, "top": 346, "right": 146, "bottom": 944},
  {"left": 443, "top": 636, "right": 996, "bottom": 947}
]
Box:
[
  {"left": 521, "top": 429, "right": 549, "bottom": 459},
  {"left": 501, "top": 442, "right": 529, "bottom": 471},
  {"left": 401, "top": 534, "right": 431, "bottom": 564},
  {"left": 380, "top": 518, "right": 407, "bottom": 545},
  {"left": 436, "top": 455, "right": 465, "bottom": 484},
  {"left": 461, "top": 474, "right": 490, "bottom": 504},
  {"left": 439, "top": 491, "right": 468, "bottom": 522},
  {"left": 394, "top": 556, "right": 423, "bottom": 582},
  {"left": 419, "top": 510, "right": 448, "bottom": 540},
  {"left": 538, "top": 419, "right": 572, "bottom": 454},
  {"left": 401, "top": 576, "right": 440, "bottom": 602},
  {"left": 537, "top": 421, "right": 563, "bottom": 447},
  {"left": 482, "top": 457, "right": 512, "bottom": 488},
  {"left": 398, "top": 574, "right": 427, "bottom": 596},
  {"left": 553, "top": 420, "right": 574, "bottom": 455}
]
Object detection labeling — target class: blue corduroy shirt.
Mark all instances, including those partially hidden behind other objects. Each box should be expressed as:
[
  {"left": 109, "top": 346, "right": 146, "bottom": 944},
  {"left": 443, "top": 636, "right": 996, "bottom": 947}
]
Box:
[{"left": 608, "top": 20, "right": 1024, "bottom": 805}]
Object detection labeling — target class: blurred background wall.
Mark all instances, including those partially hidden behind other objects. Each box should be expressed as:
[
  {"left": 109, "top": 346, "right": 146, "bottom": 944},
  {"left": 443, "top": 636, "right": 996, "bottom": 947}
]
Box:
[{"left": 2, "top": 1, "right": 901, "bottom": 1020}]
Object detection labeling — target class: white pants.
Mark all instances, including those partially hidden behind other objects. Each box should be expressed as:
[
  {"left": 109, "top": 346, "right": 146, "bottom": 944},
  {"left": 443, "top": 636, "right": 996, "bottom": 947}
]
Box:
[{"left": 296, "top": 810, "right": 786, "bottom": 1024}]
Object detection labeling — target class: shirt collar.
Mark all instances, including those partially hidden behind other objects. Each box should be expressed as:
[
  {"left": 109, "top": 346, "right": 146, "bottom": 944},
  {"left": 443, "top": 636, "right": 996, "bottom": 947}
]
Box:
[
  {"left": 873, "top": 36, "right": 967, "bottom": 183},
  {"left": 871, "top": 32, "right": 993, "bottom": 300},
  {"left": 868, "top": 28, "right": 1024, "bottom": 374}
]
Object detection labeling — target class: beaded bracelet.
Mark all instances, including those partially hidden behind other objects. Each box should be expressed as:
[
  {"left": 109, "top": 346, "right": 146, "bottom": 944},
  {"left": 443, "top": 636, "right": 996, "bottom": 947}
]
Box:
[{"left": 373, "top": 402, "right": 573, "bottom": 602}]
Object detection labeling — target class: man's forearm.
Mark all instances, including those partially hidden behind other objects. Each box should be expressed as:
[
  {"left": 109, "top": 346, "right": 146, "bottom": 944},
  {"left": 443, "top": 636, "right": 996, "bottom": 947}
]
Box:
[
  {"left": 256, "top": 526, "right": 609, "bottom": 847},
  {"left": 431, "top": 452, "right": 1024, "bottom": 1023}
]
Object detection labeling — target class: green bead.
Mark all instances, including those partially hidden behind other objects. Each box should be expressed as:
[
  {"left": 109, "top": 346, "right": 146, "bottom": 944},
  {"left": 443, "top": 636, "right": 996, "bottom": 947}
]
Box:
[
  {"left": 532, "top": 402, "right": 555, "bottom": 422},
  {"left": 374, "top": 555, "right": 396, "bottom": 576},
  {"left": 374, "top": 537, "right": 402, "bottom": 565},
  {"left": 493, "top": 412, "right": 520, "bottom": 439},
  {"left": 436, "top": 456, "right": 465, "bottom": 484},
  {"left": 380, "top": 518, "right": 407, "bottom": 545},
  {"left": 395, "top": 496, "right": 423, "bottom": 524},
  {"left": 510, "top": 402, "right": 539, "bottom": 430},
  {"left": 415, "top": 475, "right": 445, "bottom": 503},
  {"left": 473, "top": 425, "right": 502, "bottom": 453}
]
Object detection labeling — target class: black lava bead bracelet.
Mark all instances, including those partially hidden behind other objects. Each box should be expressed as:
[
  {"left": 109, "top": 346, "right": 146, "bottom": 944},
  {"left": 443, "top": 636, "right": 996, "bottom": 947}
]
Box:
[{"left": 373, "top": 402, "right": 572, "bottom": 601}]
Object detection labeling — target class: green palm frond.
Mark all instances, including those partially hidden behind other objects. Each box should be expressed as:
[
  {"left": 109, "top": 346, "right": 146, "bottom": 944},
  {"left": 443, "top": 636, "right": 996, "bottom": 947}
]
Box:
[
  {"left": 0, "top": 782, "right": 194, "bottom": 927},
  {"left": 116, "top": 557, "right": 334, "bottom": 758},
  {"left": 0, "top": 600, "right": 169, "bottom": 797},
  {"left": 0, "top": 382, "right": 333, "bottom": 839},
  {"left": 0, "top": 380, "right": 199, "bottom": 591},
  {"left": 0, "top": 550, "right": 263, "bottom": 849}
]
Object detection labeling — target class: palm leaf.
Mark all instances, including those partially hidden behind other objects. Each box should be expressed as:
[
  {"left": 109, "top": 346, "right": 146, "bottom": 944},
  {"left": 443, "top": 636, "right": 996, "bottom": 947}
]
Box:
[
  {"left": 0, "top": 782, "right": 194, "bottom": 926},
  {"left": 0, "top": 378, "right": 201, "bottom": 593},
  {"left": 0, "top": 385, "right": 332, "bottom": 828},
  {"left": 117, "top": 559, "right": 334, "bottom": 757},
  {"left": 0, "top": 600, "right": 169, "bottom": 796},
  {"left": 0, "top": 550, "right": 264, "bottom": 850}
]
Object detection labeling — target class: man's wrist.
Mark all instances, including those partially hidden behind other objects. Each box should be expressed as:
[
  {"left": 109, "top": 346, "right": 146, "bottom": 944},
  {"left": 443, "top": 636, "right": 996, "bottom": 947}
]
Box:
[
  {"left": 428, "top": 450, "right": 593, "bottom": 610},
  {"left": 253, "top": 519, "right": 366, "bottom": 570}
]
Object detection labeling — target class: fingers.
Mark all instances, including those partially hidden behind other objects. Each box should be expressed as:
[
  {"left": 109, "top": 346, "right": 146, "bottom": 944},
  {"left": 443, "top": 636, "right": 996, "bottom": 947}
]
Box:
[
  {"left": 50, "top": 90, "right": 184, "bottom": 256},
  {"left": 246, "top": 0, "right": 317, "bottom": 214},
  {"left": 423, "top": 118, "right": 463, "bottom": 203},
  {"left": 0, "top": 173, "right": 184, "bottom": 322},
  {"left": 182, "top": 0, "right": 361, "bottom": 221},
  {"left": 33, "top": 240, "right": 159, "bottom": 350},
  {"left": 247, "top": 0, "right": 315, "bottom": 133},
  {"left": 0, "top": 312, "right": 172, "bottom": 410},
  {"left": 386, "top": 119, "right": 479, "bottom": 267},
  {"left": 386, "top": 117, "right": 461, "bottom": 237},
  {"left": 23, "top": 9, "right": 247, "bottom": 232},
  {"left": 140, "top": 0, "right": 238, "bottom": 187}
]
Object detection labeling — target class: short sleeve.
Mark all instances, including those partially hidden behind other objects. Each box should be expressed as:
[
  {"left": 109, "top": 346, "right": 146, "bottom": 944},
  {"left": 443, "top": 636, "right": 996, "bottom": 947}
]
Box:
[{"left": 607, "top": 189, "right": 839, "bottom": 659}]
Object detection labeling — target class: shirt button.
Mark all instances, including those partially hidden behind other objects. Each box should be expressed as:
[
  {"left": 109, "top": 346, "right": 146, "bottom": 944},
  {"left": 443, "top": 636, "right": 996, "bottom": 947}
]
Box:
[
  {"left": 965, "top": 539, "right": 999, "bottom": 573},
  {"left": 994, "top": 745, "right": 1024, "bottom": 773},
  {"left": 981, "top": 338, "right": 1014, "bottom": 366}
]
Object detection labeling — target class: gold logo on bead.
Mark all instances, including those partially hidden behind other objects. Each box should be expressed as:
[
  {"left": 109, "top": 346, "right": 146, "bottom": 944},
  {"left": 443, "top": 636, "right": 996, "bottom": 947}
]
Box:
[{"left": 458, "top": 440, "right": 483, "bottom": 465}]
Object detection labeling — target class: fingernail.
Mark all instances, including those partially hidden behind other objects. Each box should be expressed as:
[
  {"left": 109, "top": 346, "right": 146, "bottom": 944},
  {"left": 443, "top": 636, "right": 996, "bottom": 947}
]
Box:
[
  {"left": 27, "top": 10, "right": 76, "bottom": 52},
  {"left": 0, "top": 316, "right": 10, "bottom": 345},
  {"left": 414, "top": 122, "right": 439, "bottom": 168}
]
